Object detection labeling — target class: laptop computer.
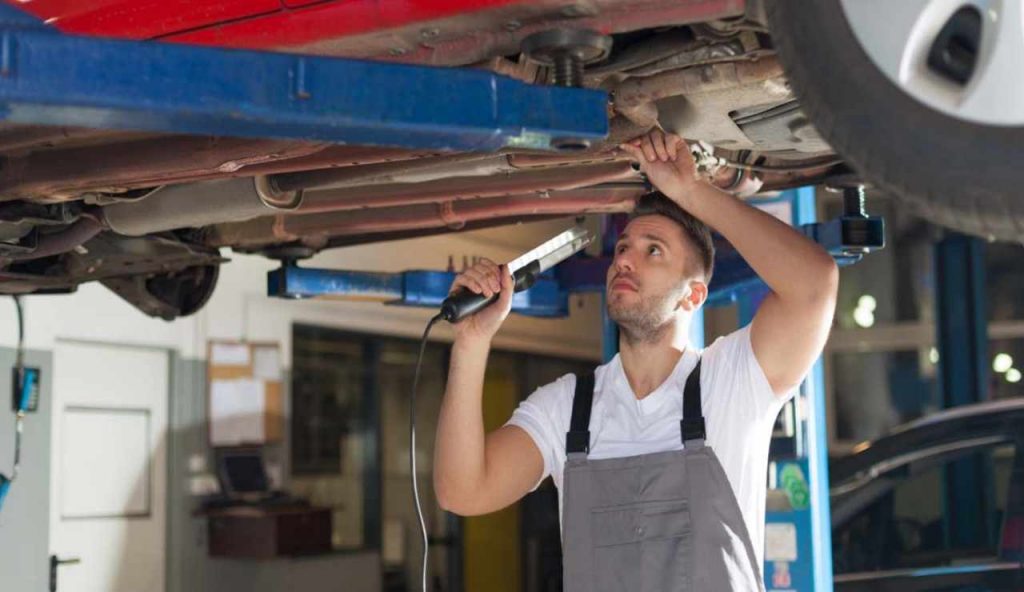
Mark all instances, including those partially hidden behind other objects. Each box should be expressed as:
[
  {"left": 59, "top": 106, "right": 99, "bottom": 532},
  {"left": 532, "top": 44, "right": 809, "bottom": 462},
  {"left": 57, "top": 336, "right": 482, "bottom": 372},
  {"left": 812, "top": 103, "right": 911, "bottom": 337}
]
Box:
[{"left": 215, "top": 448, "right": 294, "bottom": 505}]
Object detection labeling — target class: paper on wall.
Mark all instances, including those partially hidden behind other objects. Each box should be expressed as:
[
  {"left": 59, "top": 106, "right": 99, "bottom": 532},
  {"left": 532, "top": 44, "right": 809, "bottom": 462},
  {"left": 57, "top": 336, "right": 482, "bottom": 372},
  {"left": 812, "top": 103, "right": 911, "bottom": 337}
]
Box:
[
  {"left": 211, "top": 343, "right": 251, "bottom": 366},
  {"left": 252, "top": 346, "right": 282, "bottom": 381},
  {"left": 209, "top": 378, "right": 265, "bottom": 445},
  {"left": 764, "top": 522, "right": 798, "bottom": 562}
]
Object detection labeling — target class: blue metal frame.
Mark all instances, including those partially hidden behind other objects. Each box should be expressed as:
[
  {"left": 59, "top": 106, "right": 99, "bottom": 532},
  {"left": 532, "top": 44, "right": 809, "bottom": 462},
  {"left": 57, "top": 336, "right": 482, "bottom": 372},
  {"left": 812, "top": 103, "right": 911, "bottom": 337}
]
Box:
[
  {"left": 793, "top": 186, "right": 834, "bottom": 592},
  {"left": 934, "top": 233, "right": 991, "bottom": 550},
  {"left": 935, "top": 234, "right": 988, "bottom": 409},
  {"left": 705, "top": 195, "right": 884, "bottom": 309},
  {"left": 0, "top": 5, "right": 607, "bottom": 153},
  {"left": 270, "top": 203, "right": 880, "bottom": 349},
  {"left": 759, "top": 187, "right": 834, "bottom": 592},
  {"left": 268, "top": 264, "right": 570, "bottom": 318}
]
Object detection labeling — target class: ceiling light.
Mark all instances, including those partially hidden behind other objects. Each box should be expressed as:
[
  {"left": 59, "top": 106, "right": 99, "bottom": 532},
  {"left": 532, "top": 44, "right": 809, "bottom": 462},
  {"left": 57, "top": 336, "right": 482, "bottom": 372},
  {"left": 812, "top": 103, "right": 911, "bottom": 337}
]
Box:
[{"left": 853, "top": 307, "right": 875, "bottom": 328}]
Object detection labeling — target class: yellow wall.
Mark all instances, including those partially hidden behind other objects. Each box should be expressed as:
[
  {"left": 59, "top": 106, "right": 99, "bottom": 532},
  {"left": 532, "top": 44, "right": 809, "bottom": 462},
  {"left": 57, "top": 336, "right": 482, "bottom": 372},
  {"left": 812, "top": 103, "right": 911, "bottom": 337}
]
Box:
[{"left": 463, "top": 356, "right": 521, "bottom": 592}]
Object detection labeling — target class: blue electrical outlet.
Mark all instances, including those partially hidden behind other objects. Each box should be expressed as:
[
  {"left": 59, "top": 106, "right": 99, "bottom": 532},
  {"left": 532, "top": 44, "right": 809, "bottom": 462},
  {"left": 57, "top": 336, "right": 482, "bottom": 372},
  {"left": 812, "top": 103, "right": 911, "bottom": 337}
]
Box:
[
  {"left": 11, "top": 367, "right": 40, "bottom": 413},
  {"left": 0, "top": 475, "right": 10, "bottom": 511}
]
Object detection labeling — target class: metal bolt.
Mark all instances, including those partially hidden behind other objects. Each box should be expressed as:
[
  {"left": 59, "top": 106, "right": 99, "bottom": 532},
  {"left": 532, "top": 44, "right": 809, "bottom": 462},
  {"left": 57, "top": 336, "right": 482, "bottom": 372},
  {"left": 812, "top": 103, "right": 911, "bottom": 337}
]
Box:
[
  {"left": 420, "top": 28, "right": 440, "bottom": 40},
  {"left": 388, "top": 47, "right": 408, "bottom": 57},
  {"left": 521, "top": 29, "right": 611, "bottom": 88},
  {"left": 503, "top": 20, "right": 522, "bottom": 32},
  {"left": 843, "top": 186, "right": 867, "bottom": 218},
  {"left": 552, "top": 52, "right": 584, "bottom": 87}
]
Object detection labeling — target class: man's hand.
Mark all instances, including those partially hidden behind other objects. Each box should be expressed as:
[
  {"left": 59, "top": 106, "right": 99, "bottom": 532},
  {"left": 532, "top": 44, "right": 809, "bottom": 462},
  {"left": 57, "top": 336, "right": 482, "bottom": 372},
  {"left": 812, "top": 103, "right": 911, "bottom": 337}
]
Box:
[
  {"left": 448, "top": 258, "right": 514, "bottom": 344},
  {"left": 619, "top": 130, "right": 702, "bottom": 205}
]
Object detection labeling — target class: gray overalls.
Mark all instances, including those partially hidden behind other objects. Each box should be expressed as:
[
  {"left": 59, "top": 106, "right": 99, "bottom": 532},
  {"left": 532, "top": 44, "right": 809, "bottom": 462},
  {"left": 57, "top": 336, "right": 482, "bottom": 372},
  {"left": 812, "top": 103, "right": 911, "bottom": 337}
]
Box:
[{"left": 562, "top": 360, "right": 766, "bottom": 592}]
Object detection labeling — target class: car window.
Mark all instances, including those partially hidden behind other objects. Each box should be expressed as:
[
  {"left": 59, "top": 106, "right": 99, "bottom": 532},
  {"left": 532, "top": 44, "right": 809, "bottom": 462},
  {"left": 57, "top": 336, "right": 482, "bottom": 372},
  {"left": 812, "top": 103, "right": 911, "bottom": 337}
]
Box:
[{"left": 833, "top": 443, "right": 1016, "bottom": 574}]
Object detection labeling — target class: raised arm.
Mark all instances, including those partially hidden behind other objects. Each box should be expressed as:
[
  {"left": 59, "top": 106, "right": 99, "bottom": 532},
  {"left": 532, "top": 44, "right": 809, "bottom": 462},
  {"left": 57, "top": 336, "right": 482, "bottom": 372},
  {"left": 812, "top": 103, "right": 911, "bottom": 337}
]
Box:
[{"left": 621, "top": 131, "right": 839, "bottom": 396}]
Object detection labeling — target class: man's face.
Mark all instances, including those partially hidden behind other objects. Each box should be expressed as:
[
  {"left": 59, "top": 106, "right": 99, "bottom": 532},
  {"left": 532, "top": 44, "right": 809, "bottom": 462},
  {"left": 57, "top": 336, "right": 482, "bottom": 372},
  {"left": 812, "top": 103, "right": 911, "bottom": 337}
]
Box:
[{"left": 606, "top": 215, "right": 701, "bottom": 340}]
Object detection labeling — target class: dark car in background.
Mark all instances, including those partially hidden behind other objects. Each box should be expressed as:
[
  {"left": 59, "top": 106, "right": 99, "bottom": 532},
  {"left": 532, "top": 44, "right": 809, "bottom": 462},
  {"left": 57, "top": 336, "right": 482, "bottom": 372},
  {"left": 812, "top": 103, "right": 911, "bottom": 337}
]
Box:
[{"left": 830, "top": 399, "right": 1024, "bottom": 591}]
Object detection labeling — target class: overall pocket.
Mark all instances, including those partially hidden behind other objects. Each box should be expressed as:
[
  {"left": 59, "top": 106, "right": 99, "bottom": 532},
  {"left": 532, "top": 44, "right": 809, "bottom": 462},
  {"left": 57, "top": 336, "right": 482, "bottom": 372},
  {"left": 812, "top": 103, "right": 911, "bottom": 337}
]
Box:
[
  {"left": 591, "top": 500, "right": 692, "bottom": 592},
  {"left": 640, "top": 501, "right": 692, "bottom": 592}
]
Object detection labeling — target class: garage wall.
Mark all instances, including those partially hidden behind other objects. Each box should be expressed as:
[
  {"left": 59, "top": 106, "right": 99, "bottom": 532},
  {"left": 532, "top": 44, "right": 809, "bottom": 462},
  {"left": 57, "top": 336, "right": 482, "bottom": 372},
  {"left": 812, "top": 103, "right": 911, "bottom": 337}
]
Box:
[
  {"left": 0, "top": 347, "right": 52, "bottom": 592},
  {"left": 0, "top": 218, "right": 604, "bottom": 592}
]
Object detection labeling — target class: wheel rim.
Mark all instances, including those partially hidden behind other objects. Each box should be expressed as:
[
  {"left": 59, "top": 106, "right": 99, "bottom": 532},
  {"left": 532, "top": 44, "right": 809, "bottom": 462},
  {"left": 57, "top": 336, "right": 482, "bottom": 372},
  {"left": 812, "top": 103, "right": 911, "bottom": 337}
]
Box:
[{"left": 839, "top": 0, "right": 1024, "bottom": 125}]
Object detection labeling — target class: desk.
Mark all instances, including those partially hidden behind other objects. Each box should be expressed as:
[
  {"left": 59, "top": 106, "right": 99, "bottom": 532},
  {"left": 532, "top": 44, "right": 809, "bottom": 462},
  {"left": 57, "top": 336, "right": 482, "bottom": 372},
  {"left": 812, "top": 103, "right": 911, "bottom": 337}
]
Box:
[{"left": 205, "top": 505, "right": 332, "bottom": 558}]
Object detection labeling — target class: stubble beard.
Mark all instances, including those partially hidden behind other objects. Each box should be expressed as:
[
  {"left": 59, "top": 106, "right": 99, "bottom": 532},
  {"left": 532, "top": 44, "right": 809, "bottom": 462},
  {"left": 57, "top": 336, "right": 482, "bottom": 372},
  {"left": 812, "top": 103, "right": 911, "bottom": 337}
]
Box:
[{"left": 607, "top": 289, "right": 677, "bottom": 345}]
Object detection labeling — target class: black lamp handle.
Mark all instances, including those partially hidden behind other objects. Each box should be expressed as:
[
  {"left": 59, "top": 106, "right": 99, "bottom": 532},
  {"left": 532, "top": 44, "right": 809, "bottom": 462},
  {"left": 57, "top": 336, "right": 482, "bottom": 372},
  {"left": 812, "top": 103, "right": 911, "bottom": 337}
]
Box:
[{"left": 440, "top": 260, "right": 541, "bottom": 323}]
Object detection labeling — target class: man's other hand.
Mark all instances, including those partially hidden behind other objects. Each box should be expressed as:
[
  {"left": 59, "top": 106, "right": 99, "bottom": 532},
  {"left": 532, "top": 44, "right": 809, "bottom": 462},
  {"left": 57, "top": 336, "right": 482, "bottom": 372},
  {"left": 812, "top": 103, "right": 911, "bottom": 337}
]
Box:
[{"left": 620, "top": 130, "right": 702, "bottom": 207}]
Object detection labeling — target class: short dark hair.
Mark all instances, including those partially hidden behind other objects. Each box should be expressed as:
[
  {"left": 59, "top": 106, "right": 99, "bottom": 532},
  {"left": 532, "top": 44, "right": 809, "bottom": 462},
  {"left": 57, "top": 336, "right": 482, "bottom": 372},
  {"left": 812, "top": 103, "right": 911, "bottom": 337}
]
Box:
[{"left": 629, "top": 192, "right": 715, "bottom": 283}]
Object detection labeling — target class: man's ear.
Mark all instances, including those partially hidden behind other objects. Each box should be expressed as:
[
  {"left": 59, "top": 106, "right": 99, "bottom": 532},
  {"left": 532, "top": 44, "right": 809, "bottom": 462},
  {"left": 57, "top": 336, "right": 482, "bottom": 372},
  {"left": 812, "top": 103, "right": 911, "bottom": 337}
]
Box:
[{"left": 679, "top": 280, "right": 708, "bottom": 312}]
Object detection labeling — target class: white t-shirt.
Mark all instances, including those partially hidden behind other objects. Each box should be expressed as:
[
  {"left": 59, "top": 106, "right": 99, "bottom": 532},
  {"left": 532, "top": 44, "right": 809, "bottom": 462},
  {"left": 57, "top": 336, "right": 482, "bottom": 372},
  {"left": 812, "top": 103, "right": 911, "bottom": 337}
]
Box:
[{"left": 505, "top": 324, "right": 794, "bottom": 568}]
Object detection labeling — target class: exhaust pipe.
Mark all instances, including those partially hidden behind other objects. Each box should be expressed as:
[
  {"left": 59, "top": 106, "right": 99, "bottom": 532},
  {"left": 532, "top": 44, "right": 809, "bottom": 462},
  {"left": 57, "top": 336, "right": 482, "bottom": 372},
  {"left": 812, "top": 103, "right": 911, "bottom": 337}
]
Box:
[
  {"left": 208, "top": 186, "right": 642, "bottom": 248},
  {"left": 101, "top": 159, "right": 637, "bottom": 237},
  {"left": 102, "top": 177, "right": 302, "bottom": 236},
  {"left": 6, "top": 217, "right": 105, "bottom": 261}
]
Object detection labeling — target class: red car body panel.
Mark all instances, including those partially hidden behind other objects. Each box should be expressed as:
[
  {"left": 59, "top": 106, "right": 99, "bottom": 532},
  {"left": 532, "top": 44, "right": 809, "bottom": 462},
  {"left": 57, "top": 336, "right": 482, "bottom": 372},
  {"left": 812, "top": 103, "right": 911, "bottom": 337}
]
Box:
[
  {"left": 13, "top": 0, "right": 744, "bottom": 62},
  {"left": 14, "top": 0, "right": 282, "bottom": 39}
]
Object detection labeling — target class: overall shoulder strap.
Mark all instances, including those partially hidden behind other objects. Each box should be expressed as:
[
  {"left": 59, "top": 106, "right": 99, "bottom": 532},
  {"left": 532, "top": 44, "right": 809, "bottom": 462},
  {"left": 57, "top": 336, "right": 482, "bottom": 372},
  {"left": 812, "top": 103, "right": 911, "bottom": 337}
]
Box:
[
  {"left": 681, "top": 359, "right": 706, "bottom": 447},
  {"left": 565, "top": 371, "right": 595, "bottom": 455}
]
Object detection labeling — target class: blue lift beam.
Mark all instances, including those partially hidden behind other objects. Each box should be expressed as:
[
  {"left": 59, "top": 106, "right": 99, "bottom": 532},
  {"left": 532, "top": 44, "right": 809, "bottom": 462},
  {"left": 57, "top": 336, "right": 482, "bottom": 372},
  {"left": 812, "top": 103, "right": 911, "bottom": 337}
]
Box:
[
  {"left": 269, "top": 193, "right": 884, "bottom": 315},
  {"left": 0, "top": 5, "right": 607, "bottom": 153}
]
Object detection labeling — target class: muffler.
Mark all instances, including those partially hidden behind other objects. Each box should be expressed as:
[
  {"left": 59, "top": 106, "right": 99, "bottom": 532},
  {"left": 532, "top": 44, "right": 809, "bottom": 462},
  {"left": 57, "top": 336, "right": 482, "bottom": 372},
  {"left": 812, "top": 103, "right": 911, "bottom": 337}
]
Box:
[{"left": 102, "top": 177, "right": 301, "bottom": 236}]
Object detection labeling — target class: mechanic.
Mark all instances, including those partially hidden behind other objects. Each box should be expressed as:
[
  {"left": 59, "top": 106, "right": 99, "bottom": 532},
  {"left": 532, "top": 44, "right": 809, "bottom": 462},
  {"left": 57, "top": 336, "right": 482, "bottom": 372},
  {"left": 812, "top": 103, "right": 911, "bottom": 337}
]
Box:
[{"left": 433, "top": 129, "right": 839, "bottom": 591}]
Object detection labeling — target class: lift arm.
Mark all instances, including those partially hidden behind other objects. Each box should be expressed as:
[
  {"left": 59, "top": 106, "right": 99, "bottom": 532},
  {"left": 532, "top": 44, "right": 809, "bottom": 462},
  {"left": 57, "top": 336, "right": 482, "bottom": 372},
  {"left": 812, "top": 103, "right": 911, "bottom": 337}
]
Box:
[
  {"left": 0, "top": 4, "right": 607, "bottom": 153},
  {"left": 266, "top": 206, "right": 884, "bottom": 313}
]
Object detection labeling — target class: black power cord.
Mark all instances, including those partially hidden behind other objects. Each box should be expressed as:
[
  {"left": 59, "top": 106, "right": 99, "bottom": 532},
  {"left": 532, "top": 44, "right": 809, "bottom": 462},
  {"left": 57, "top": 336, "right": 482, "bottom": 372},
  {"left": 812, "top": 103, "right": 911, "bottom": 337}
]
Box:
[
  {"left": 13, "top": 296, "right": 23, "bottom": 364},
  {"left": 411, "top": 313, "right": 443, "bottom": 592}
]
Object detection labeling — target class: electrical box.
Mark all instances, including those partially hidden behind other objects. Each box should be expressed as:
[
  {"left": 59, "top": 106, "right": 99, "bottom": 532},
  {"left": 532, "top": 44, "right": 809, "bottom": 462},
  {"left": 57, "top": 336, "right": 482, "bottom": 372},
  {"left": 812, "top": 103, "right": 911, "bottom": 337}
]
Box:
[{"left": 11, "top": 367, "right": 40, "bottom": 413}]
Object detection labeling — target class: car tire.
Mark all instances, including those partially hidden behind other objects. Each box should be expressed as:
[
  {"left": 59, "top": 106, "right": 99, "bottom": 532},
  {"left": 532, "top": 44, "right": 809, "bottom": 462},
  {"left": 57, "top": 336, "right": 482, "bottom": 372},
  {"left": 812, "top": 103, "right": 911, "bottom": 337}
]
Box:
[{"left": 765, "top": 0, "right": 1024, "bottom": 241}]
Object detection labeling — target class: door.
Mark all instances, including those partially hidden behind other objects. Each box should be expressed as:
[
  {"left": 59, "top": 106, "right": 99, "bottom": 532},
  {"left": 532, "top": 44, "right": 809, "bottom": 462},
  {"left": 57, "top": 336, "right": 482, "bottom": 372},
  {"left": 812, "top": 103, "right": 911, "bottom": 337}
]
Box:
[{"left": 49, "top": 341, "right": 169, "bottom": 592}]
